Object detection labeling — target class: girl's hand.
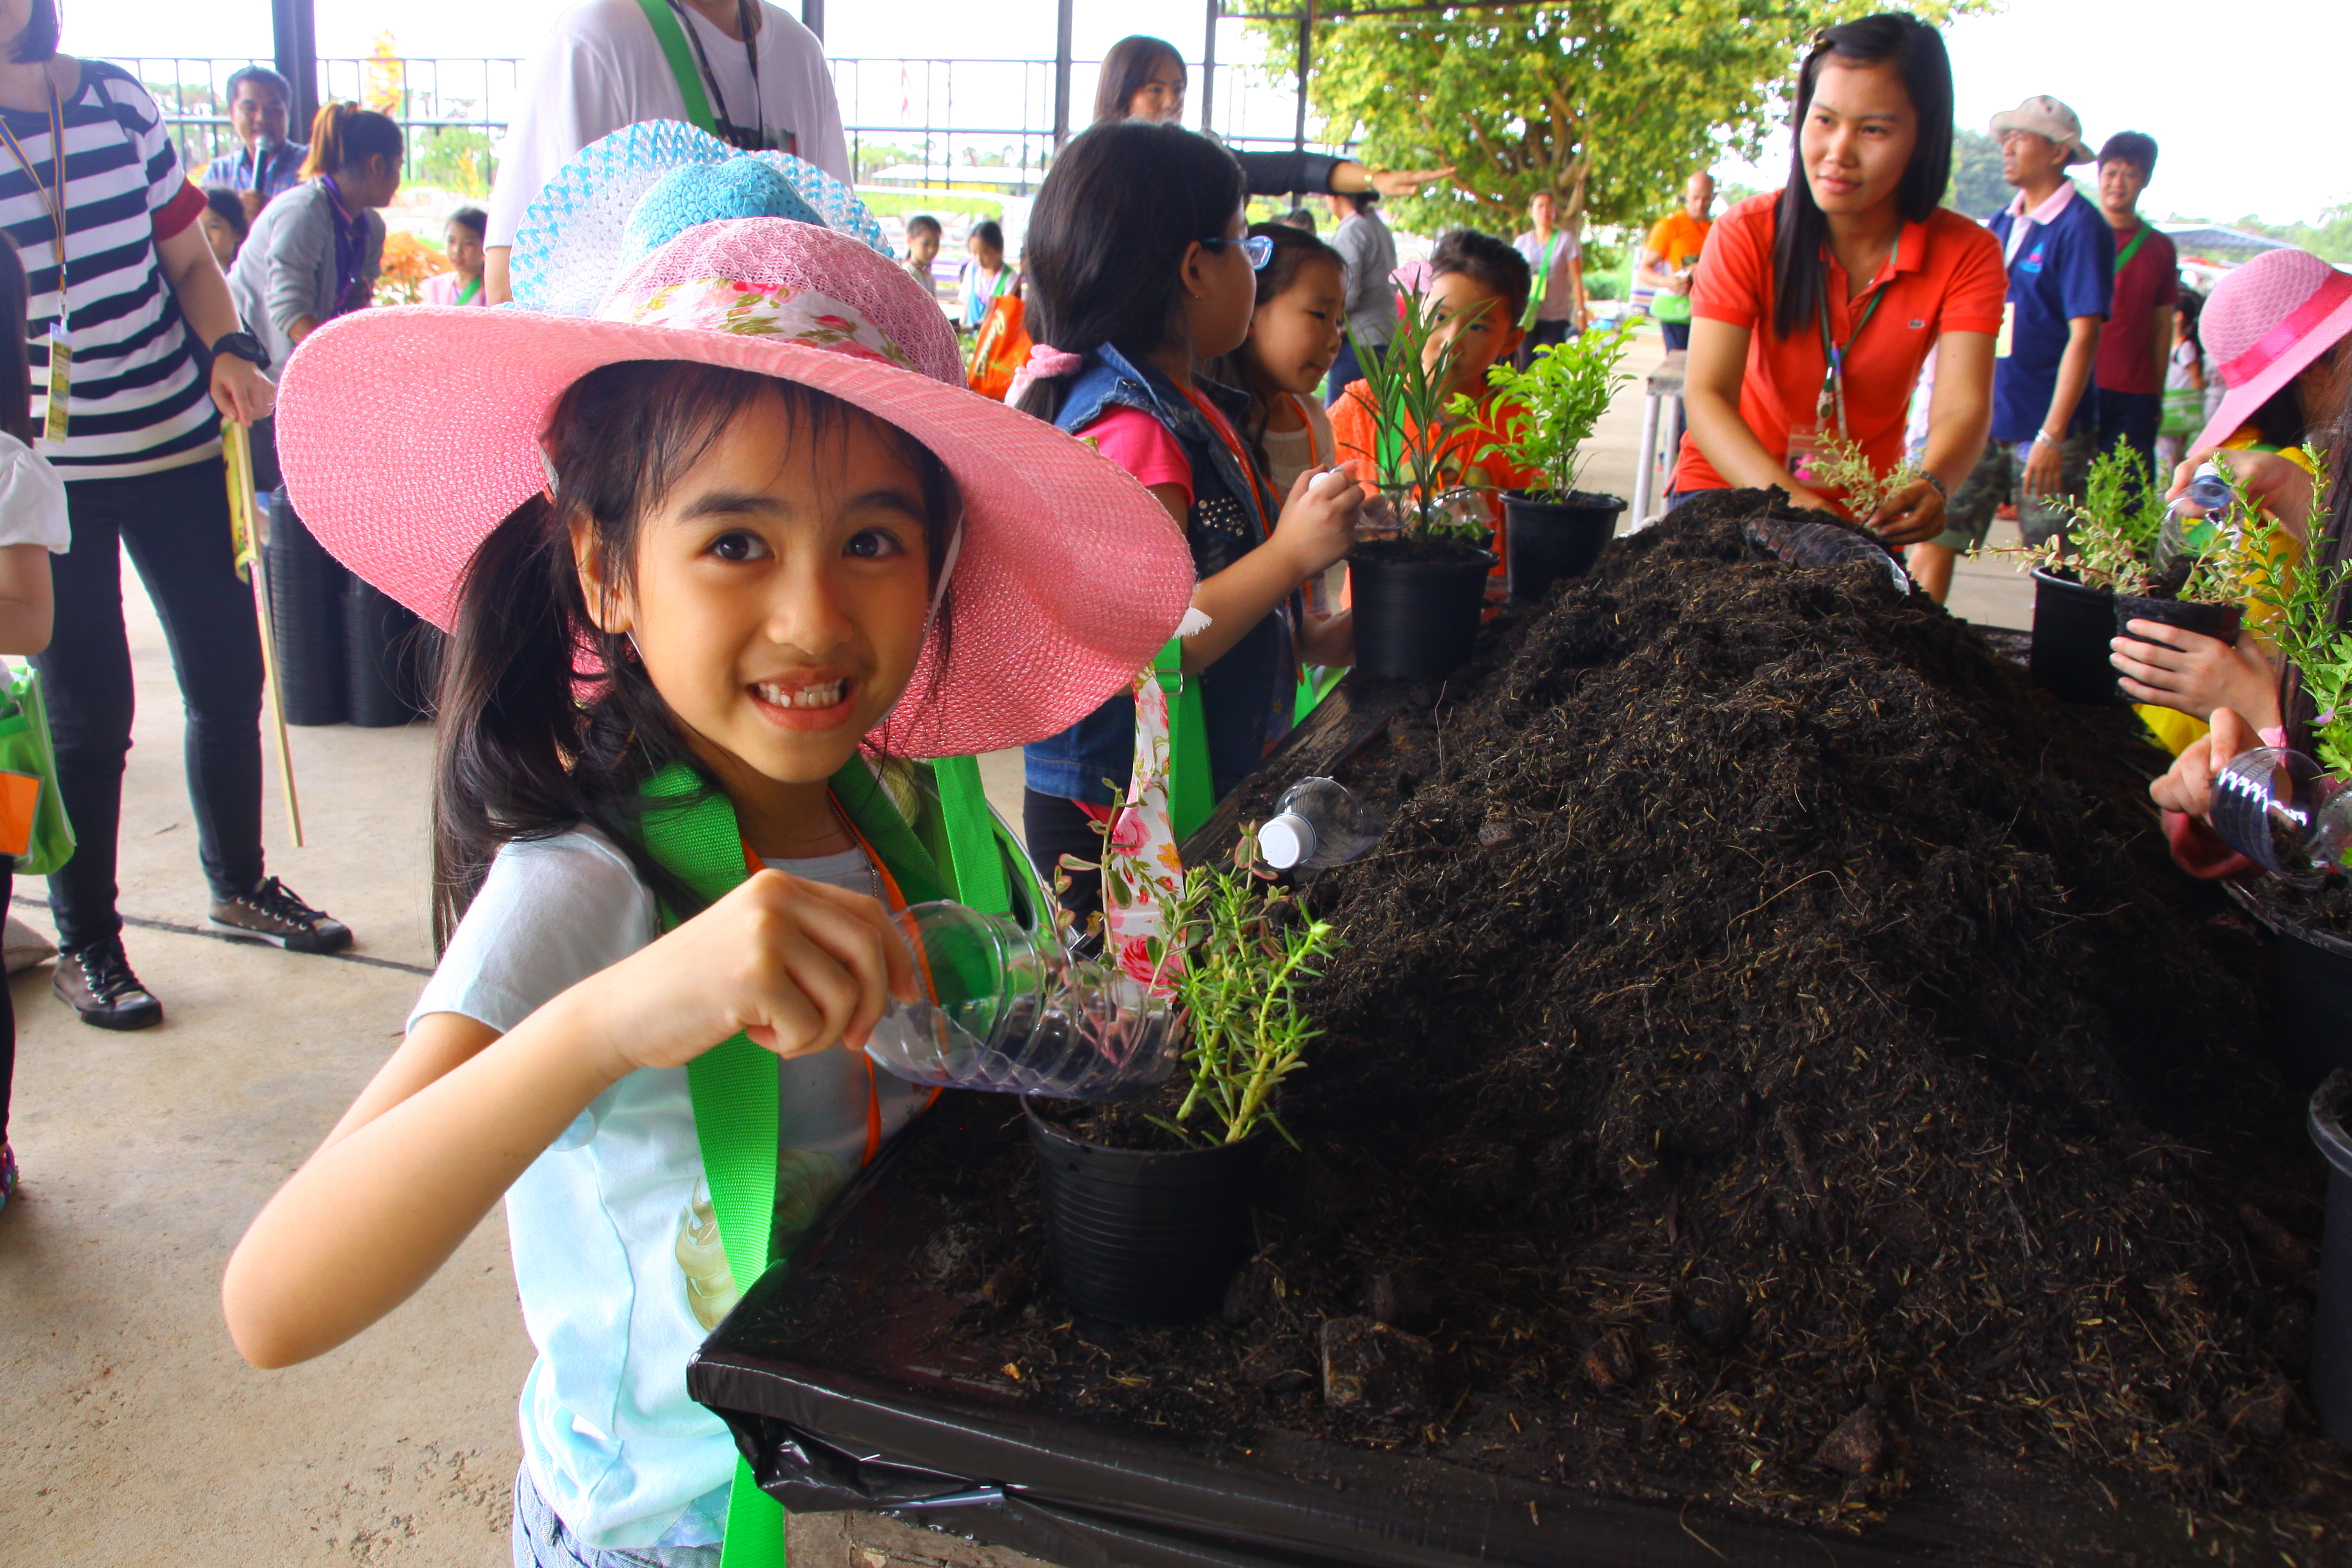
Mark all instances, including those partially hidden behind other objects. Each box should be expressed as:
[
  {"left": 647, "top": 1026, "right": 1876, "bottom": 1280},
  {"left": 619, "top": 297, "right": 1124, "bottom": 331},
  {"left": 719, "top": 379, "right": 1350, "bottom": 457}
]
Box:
[
  {"left": 2170, "top": 449, "right": 2316, "bottom": 537},
  {"left": 1295, "top": 606, "right": 1353, "bottom": 668},
  {"left": 2151, "top": 707, "right": 2263, "bottom": 822},
  {"left": 2110, "top": 622, "right": 2279, "bottom": 726},
  {"left": 588, "top": 870, "right": 916, "bottom": 1073},
  {"left": 1864, "top": 478, "right": 1946, "bottom": 546},
  {"left": 1271, "top": 464, "right": 1365, "bottom": 581}
]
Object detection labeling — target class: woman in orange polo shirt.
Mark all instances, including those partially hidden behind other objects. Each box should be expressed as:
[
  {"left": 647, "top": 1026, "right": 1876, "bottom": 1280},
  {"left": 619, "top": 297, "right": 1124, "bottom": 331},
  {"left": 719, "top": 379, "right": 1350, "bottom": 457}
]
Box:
[{"left": 1673, "top": 12, "right": 2003, "bottom": 594}]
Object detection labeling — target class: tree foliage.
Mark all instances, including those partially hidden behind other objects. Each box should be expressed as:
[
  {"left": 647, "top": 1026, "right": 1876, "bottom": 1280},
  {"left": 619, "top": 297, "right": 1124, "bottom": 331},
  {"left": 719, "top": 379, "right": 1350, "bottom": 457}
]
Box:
[
  {"left": 1943, "top": 127, "right": 2006, "bottom": 220},
  {"left": 1248, "top": 0, "right": 1976, "bottom": 234},
  {"left": 2235, "top": 203, "right": 2352, "bottom": 265}
]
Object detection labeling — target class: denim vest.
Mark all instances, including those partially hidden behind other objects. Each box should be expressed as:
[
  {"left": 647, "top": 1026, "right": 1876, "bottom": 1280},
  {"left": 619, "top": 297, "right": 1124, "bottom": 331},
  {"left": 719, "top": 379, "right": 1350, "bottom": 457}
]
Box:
[{"left": 1023, "top": 344, "right": 1292, "bottom": 808}]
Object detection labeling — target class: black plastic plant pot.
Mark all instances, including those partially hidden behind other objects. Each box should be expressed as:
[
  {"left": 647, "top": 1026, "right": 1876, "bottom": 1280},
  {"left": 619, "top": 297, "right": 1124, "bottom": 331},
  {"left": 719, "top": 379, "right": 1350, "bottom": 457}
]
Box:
[
  {"left": 2027, "top": 567, "right": 2119, "bottom": 706},
  {"left": 264, "top": 490, "right": 349, "bottom": 727},
  {"left": 2113, "top": 593, "right": 2243, "bottom": 650},
  {"left": 344, "top": 575, "right": 420, "bottom": 728},
  {"left": 1503, "top": 490, "right": 1624, "bottom": 603},
  {"left": 1025, "top": 1100, "right": 1261, "bottom": 1325},
  {"left": 2309, "top": 1070, "right": 2352, "bottom": 1446},
  {"left": 2273, "top": 918, "right": 2352, "bottom": 1094},
  {"left": 1347, "top": 546, "right": 1497, "bottom": 681}
]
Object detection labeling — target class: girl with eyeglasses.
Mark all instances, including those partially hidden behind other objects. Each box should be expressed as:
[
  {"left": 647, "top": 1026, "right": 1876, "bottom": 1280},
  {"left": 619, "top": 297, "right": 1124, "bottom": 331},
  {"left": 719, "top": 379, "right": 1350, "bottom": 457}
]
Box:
[{"left": 1011, "top": 121, "right": 1364, "bottom": 921}]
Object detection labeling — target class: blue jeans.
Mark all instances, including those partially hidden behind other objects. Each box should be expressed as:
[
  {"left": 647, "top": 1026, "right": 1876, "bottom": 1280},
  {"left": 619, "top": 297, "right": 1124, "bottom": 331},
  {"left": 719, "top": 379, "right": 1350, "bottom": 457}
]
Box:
[
  {"left": 2094, "top": 387, "right": 2163, "bottom": 486},
  {"left": 511, "top": 1466, "right": 722, "bottom": 1568}
]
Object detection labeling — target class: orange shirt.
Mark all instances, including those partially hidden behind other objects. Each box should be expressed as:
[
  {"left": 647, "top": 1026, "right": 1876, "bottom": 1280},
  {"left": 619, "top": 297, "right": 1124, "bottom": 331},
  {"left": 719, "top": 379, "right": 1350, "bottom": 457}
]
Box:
[
  {"left": 1669, "top": 192, "right": 2006, "bottom": 510},
  {"left": 1330, "top": 378, "right": 1541, "bottom": 569},
  {"left": 1645, "top": 210, "right": 1712, "bottom": 274}
]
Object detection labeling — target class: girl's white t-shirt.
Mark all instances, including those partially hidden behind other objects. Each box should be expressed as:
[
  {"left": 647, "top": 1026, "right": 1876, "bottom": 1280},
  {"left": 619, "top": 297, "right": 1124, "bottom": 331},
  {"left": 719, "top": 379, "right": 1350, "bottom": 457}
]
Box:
[
  {"left": 0, "top": 430, "right": 71, "bottom": 553},
  {"left": 410, "top": 828, "right": 929, "bottom": 1552},
  {"left": 1257, "top": 392, "right": 1338, "bottom": 499}
]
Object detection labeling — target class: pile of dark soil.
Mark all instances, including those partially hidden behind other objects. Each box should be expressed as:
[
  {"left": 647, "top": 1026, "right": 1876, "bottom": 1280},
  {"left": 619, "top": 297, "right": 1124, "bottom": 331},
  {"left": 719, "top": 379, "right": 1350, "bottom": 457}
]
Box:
[{"left": 875, "top": 492, "right": 2349, "bottom": 1551}]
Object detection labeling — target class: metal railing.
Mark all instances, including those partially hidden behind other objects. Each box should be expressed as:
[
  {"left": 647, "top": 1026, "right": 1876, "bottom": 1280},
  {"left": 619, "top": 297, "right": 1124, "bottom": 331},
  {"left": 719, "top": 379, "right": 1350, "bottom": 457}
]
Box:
[
  {"left": 103, "top": 51, "right": 1342, "bottom": 202},
  {"left": 101, "top": 56, "right": 519, "bottom": 195},
  {"left": 831, "top": 54, "right": 1349, "bottom": 196}
]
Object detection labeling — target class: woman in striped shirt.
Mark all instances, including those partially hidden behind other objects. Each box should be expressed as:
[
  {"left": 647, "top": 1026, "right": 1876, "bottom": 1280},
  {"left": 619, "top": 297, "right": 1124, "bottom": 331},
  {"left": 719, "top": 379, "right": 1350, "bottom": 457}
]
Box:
[{"left": 0, "top": 3, "right": 352, "bottom": 1029}]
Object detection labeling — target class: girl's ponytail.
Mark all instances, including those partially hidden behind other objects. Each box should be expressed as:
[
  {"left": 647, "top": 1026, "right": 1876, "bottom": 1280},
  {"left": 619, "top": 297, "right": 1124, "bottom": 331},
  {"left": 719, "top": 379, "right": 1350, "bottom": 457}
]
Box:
[
  {"left": 300, "top": 101, "right": 404, "bottom": 181},
  {"left": 1013, "top": 121, "right": 1246, "bottom": 425}
]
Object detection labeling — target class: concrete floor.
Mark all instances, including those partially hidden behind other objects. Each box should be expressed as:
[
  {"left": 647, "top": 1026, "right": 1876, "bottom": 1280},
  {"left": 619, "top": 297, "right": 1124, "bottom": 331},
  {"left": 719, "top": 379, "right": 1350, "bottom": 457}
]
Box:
[{"left": 0, "top": 345, "right": 2029, "bottom": 1565}]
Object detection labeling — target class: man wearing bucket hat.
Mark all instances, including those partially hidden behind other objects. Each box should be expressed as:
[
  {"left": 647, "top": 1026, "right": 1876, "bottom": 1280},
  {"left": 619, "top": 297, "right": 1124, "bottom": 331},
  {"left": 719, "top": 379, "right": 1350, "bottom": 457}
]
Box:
[
  {"left": 1930, "top": 94, "right": 2113, "bottom": 563},
  {"left": 226, "top": 124, "right": 1192, "bottom": 1568}
]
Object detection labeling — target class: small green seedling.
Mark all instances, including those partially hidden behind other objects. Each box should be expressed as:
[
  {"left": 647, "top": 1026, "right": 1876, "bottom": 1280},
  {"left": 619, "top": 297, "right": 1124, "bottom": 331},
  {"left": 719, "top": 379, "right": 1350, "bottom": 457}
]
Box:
[
  {"left": 1154, "top": 832, "right": 1342, "bottom": 1149},
  {"left": 1349, "top": 284, "right": 1492, "bottom": 546},
  {"left": 1469, "top": 321, "right": 1635, "bottom": 501}
]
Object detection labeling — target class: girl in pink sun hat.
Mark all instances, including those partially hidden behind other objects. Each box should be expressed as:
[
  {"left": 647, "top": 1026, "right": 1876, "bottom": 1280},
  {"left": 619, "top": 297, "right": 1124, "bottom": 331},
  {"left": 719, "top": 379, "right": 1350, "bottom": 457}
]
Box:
[
  {"left": 222, "top": 134, "right": 1192, "bottom": 1568},
  {"left": 2108, "top": 247, "right": 2352, "bottom": 753}
]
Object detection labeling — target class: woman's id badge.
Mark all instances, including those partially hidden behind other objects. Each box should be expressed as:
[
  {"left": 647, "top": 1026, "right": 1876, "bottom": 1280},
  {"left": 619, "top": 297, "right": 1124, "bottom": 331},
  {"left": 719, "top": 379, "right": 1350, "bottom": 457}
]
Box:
[
  {"left": 42, "top": 324, "right": 68, "bottom": 442},
  {"left": 1994, "top": 301, "right": 2014, "bottom": 360}
]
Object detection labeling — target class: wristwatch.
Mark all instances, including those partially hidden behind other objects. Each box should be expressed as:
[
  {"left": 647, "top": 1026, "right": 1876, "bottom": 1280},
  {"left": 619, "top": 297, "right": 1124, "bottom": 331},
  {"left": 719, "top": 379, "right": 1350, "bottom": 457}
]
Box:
[{"left": 209, "top": 331, "right": 270, "bottom": 371}]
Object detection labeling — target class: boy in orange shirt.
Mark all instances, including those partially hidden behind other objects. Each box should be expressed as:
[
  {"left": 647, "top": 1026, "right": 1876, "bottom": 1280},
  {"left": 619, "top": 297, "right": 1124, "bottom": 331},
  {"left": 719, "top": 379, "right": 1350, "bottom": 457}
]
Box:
[{"left": 1331, "top": 229, "right": 1544, "bottom": 561}]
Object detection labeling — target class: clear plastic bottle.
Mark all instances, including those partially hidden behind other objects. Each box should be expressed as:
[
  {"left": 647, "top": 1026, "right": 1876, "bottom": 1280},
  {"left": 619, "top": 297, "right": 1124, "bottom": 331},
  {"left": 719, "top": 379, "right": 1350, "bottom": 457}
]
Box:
[
  {"left": 1257, "top": 777, "right": 1388, "bottom": 872},
  {"left": 860, "top": 902, "right": 1179, "bottom": 1101},
  {"left": 2156, "top": 461, "right": 2234, "bottom": 568},
  {"left": 2207, "top": 746, "right": 2352, "bottom": 885},
  {"left": 1743, "top": 516, "right": 1911, "bottom": 595}
]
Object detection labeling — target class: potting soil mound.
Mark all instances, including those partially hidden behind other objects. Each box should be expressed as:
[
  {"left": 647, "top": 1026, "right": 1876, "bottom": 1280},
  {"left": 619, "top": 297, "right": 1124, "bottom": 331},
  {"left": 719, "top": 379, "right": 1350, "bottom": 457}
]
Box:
[{"left": 877, "top": 492, "right": 2346, "bottom": 1548}]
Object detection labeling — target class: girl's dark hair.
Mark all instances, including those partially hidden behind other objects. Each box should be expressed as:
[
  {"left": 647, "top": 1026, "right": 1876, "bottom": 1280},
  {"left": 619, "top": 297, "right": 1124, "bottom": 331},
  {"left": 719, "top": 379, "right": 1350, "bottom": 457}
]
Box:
[
  {"left": 446, "top": 205, "right": 488, "bottom": 238},
  {"left": 1204, "top": 221, "right": 1347, "bottom": 460},
  {"left": 204, "top": 187, "right": 250, "bottom": 244},
  {"left": 968, "top": 219, "right": 1004, "bottom": 255},
  {"left": 0, "top": 235, "right": 30, "bottom": 445},
  {"left": 905, "top": 213, "right": 943, "bottom": 238},
  {"left": 10, "top": 0, "right": 56, "bottom": 64},
  {"left": 1092, "top": 35, "right": 1185, "bottom": 125},
  {"left": 300, "top": 102, "right": 405, "bottom": 180},
  {"left": 1013, "top": 121, "right": 1246, "bottom": 424},
  {"left": 2248, "top": 381, "right": 2313, "bottom": 450},
  {"left": 1431, "top": 228, "right": 1533, "bottom": 328},
  {"left": 430, "top": 362, "right": 959, "bottom": 949},
  {"left": 1769, "top": 13, "right": 1955, "bottom": 342}
]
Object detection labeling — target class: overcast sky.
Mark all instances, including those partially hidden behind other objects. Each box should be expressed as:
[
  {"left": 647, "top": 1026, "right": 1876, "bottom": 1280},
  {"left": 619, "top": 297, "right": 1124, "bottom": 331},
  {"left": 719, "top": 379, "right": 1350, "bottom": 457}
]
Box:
[{"left": 89, "top": 0, "right": 2346, "bottom": 226}]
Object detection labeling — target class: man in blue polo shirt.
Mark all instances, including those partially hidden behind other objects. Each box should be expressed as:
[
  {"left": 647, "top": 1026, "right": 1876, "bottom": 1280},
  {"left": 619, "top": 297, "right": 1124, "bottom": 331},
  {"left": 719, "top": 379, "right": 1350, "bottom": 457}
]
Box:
[
  {"left": 195, "top": 66, "right": 310, "bottom": 225},
  {"left": 1937, "top": 95, "right": 2113, "bottom": 552}
]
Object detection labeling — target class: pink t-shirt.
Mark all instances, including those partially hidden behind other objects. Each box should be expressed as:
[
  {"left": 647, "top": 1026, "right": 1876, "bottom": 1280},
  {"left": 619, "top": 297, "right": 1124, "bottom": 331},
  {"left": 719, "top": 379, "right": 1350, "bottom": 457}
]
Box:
[{"left": 1079, "top": 406, "right": 1193, "bottom": 506}]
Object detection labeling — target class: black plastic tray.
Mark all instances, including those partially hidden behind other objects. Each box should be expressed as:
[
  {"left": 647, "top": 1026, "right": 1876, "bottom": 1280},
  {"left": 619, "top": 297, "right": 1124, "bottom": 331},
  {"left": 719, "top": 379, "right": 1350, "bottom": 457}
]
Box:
[{"left": 689, "top": 1098, "right": 2196, "bottom": 1568}]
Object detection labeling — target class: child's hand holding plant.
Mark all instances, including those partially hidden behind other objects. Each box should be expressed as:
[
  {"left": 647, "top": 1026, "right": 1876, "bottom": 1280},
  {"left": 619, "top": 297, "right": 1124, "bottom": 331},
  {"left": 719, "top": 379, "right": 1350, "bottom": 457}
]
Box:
[{"left": 1270, "top": 463, "right": 1367, "bottom": 584}]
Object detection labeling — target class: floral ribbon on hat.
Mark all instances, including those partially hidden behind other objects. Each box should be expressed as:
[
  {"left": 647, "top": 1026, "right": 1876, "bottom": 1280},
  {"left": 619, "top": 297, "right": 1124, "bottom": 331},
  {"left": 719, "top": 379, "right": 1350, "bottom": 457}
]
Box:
[{"left": 609, "top": 276, "right": 919, "bottom": 370}]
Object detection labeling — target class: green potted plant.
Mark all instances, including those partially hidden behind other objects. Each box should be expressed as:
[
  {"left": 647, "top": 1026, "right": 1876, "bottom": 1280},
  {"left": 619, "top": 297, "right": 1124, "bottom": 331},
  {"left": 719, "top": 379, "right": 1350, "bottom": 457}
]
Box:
[
  {"left": 1472, "top": 321, "right": 1636, "bottom": 602},
  {"left": 2106, "top": 464, "right": 2277, "bottom": 656},
  {"left": 1345, "top": 285, "right": 1500, "bottom": 680},
  {"left": 2005, "top": 446, "right": 2168, "bottom": 703},
  {"left": 1027, "top": 838, "right": 1341, "bottom": 1323}
]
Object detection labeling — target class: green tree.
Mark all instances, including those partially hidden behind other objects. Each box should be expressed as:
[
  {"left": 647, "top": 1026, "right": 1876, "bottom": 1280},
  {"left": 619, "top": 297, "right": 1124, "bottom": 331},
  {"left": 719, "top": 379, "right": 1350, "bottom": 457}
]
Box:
[
  {"left": 411, "top": 126, "right": 496, "bottom": 197},
  {"left": 1248, "top": 0, "right": 1979, "bottom": 235},
  {"left": 1943, "top": 127, "right": 2006, "bottom": 219},
  {"left": 2234, "top": 203, "right": 2352, "bottom": 264}
]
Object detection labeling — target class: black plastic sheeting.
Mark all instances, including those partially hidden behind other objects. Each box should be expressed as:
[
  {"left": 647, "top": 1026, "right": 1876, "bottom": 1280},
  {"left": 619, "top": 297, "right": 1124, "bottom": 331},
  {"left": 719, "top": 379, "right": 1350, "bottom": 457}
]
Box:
[{"left": 690, "top": 1102, "right": 2181, "bottom": 1568}]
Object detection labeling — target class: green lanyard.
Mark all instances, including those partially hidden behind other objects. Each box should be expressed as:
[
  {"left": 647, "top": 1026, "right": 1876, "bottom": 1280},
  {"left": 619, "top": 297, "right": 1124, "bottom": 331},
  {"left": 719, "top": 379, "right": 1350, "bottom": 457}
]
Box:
[
  {"left": 636, "top": 752, "right": 1020, "bottom": 1568},
  {"left": 1814, "top": 275, "right": 1891, "bottom": 438},
  {"left": 453, "top": 274, "right": 481, "bottom": 306},
  {"left": 2113, "top": 224, "right": 2150, "bottom": 276}
]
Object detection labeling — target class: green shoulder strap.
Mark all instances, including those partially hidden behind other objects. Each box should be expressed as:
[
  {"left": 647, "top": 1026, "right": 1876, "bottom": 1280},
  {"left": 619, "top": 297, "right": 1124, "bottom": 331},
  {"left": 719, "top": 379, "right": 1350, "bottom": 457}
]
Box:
[
  {"left": 637, "top": 754, "right": 1016, "bottom": 1568},
  {"left": 1520, "top": 235, "right": 1556, "bottom": 332},
  {"left": 2113, "top": 224, "right": 2151, "bottom": 276},
  {"left": 634, "top": 0, "right": 720, "bottom": 137},
  {"left": 1155, "top": 639, "right": 1214, "bottom": 843}
]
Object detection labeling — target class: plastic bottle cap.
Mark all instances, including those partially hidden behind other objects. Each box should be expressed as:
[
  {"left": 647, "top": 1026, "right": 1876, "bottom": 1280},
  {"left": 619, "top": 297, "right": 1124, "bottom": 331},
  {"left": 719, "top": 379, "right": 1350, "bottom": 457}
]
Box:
[{"left": 1258, "top": 813, "right": 1315, "bottom": 869}]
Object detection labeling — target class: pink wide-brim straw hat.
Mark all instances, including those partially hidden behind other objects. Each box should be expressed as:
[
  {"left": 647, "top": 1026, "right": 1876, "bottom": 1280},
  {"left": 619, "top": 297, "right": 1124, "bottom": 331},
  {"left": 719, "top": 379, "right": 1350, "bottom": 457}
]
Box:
[
  {"left": 274, "top": 217, "right": 1194, "bottom": 760},
  {"left": 2191, "top": 246, "right": 2352, "bottom": 457}
]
